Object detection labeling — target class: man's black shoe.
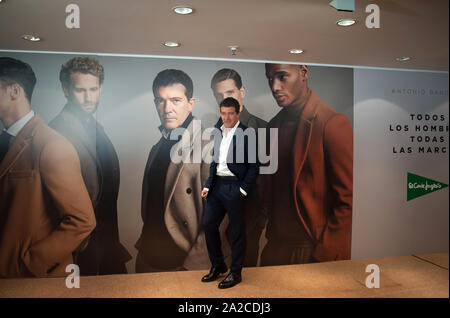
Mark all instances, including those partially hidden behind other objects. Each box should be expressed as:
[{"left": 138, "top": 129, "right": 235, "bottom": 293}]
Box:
[
  {"left": 201, "top": 264, "right": 228, "bottom": 282},
  {"left": 218, "top": 272, "right": 242, "bottom": 289}
]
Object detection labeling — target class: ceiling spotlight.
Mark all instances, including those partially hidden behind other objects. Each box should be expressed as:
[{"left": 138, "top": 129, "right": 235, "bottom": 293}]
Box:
[
  {"left": 228, "top": 46, "right": 239, "bottom": 56},
  {"left": 172, "top": 6, "right": 194, "bottom": 15},
  {"left": 337, "top": 19, "right": 356, "bottom": 26},
  {"left": 396, "top": 56, "right": 411, "bottom": 62},
  {"left": 22, "top": 34, "right": 41, "bottom": 42},
  {"left": 289, "top": 49, "right": 304, "bottom": 54},
  {"left": 164, "top": 41, "right": 180, "bottom": 47}
]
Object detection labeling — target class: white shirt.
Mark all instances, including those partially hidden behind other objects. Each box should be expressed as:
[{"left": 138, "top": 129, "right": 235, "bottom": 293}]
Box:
[
  {"left": 204, "top": 120, "right": 247, "bottom": 196},
  {"left": 217, "top": 120, "right": 240, "bottom": 177},
  {"left": 3, "top": 110, "right": 35, "bottom": 145}
]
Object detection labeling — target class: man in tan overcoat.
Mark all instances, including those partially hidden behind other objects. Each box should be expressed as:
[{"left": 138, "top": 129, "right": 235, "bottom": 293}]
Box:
[
  {"left": 0, "top": 57, "right": 96, "bottom": 278},
  {"left": 135, "top": 69, "right": 230, "bottom": 272}
]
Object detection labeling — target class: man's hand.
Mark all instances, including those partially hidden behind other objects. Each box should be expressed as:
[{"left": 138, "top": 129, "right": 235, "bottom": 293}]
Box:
[{"left": 201, "top": 189, "right": 209, "bottom": 199}]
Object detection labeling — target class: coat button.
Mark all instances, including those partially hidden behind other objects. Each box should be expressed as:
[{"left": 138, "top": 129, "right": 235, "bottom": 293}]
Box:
[{"left": 186, "top": 188, "right": 192, "bottom": 194}]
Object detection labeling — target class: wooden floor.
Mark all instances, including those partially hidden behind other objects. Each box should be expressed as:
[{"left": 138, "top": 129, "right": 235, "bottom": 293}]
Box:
[{"left": 0, "top": 253, "right": 447, "bottom": 298}]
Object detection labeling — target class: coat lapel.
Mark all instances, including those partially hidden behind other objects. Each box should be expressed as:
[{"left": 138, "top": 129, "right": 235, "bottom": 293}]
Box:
[
  {"left": 163, "top": 117, "right": 200, "bottom": 212},
  {"left": 292, "top": 91, "right": 319, "bottom": 187},
  {"left": 141, "top": 137, "right": 163, "bottom": 221},
  {"left": 291, "top": 91, "right": 320, "bottom": 239},
  {"left": 239, "top": 107, "right": 251, "bottom": 126},
  {"left": 60, "top": 107, "right": 98, "bottom": 166},
  {"left": 162, "top": 117, "right": 202, "bottom": 251},
  {"left": 0, "top": 115, "right": 41, "bottom": 179}
]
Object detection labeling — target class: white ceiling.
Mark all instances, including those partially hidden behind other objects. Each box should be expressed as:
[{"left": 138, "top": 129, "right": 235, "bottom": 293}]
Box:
[{"left": 0, "top": 0, "right": 448, "bottom": 71}]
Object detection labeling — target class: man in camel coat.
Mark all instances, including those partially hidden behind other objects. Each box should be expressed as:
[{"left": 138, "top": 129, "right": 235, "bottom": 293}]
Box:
[{"left": 0, "top": 57, "right": 95, "bottom": 278}]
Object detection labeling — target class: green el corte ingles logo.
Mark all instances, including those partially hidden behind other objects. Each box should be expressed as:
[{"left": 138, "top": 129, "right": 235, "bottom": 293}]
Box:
[{"left": 407, "top": 173, "right": 448, "bottom": 201}]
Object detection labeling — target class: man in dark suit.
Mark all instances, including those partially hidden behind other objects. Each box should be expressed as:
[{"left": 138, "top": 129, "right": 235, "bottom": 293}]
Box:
[
  {"left": 201, "top": 97, "right": 259, "bottom": 289},
  {"left": 210, "top": 68, "right": 267, "bottom": 267},
  {"left": 0, "top": 57, "right": 96, "bottom": 278},
  {"left": 50, "top": 57, "right": 131, "bottom": 275}
]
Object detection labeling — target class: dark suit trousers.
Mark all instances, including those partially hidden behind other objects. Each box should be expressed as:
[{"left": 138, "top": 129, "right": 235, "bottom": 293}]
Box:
[
  {"left": 225, "top": 194, "right": 266, "bottom": 267},
  {"left": 203, "top": 178, "right": 246, "bottom": 274}
]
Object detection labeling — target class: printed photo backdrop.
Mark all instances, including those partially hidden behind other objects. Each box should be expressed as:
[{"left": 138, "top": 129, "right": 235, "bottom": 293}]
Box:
[{"left": 2, "top": 51, "right": 448, "bottom": 278}]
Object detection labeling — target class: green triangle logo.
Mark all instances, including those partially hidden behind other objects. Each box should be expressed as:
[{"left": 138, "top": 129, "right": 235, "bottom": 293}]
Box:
[{"left": 407, "top": 173, "right": 448, "bottom": 201}]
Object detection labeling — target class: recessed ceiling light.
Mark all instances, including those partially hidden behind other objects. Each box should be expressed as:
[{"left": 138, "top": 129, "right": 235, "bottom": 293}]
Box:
[
  {"left": 164, "top": 41, "right": 180, "bottom": 47},
  {"left": 22, "top": 34, "right": 41, "bottom": 42},
  {"left": 337, "top": 19, "right": 356, "bottom": 27},
  {"left": 396, "top": 56, "right": 411, "bottom": 62},
  {"left": 289, "top": 49, "right": 304, "bottom": 54},
  {"left": 172, "top": 6, "right": 194, "bottom": 15}
]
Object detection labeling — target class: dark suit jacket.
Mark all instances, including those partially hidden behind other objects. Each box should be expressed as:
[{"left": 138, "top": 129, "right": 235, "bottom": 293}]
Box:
[
  {"left": 264, "top": 90, "right": 353, "bottom": 262},
  {"left": 204, "top": 122, "right": 259, "bottom": 195},
  {"left": 0, "top": 115, "right": 96, "bottom": 278},
  {"left": 50, "top": 105, "right": 131, "bottom": 273},
  {"left": 215, "top": 108, "right": 267, "bottom": 267}
]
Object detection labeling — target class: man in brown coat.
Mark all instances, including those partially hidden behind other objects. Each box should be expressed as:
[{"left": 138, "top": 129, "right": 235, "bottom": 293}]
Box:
[
  {"left": 261, "top": 63, "right": 353, "bottom": 265},
  {"left": 0, "top": 57, "right": 96, "bottom": 278}
]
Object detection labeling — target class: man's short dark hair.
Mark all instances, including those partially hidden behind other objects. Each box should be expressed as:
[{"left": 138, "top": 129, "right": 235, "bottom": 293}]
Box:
[
  {"left": 220, "top": 97, "right": 240, "bottom": 113},
  {"left": 60, "top": 57, "right": 104, "bottom": 90},
  {"left": 0, "top": 57, "right": 36, "bottom": 103},
  {"left": 152, "top": 69, "right": 193, "bottom": 100},
  {"left": 210, "top": 68, "right": 242, "bottom": 91}
]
